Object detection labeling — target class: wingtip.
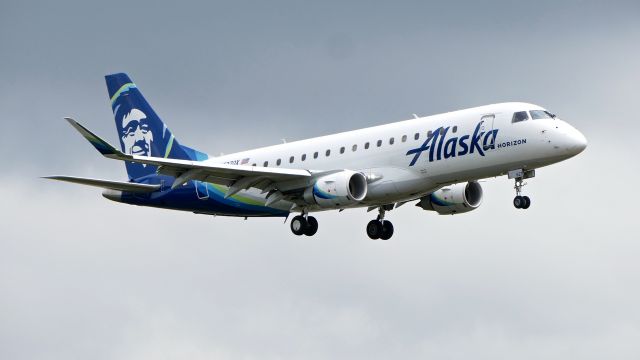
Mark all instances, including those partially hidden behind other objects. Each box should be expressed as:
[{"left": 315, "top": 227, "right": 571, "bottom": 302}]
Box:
[
  {"left": 60, "top": 118, "right": 123, "bottom": 157},
  {"left": 64, "top": 117, "right": 83, "bottom": 131}
]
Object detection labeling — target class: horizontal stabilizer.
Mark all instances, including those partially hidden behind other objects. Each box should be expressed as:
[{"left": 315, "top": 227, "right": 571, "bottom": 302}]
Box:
[{"left": 43, "top": 176, "right": 160, "bottom": 192}]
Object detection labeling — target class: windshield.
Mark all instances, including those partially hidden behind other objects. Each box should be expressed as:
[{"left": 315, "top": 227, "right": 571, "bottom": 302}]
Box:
[
  {"left": 512, "top": 111, "right": 529, "bottom": 123},
  {"left": 530, "top": 110, "right": 555, "bottom": 120}
]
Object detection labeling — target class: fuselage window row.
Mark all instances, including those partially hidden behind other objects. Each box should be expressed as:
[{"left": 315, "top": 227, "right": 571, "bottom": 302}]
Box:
[
  {"left": 253, "top": 126, "right": 493, "bottom": 167},
  {"left": 266, "top": 133, "right": 418, "bottom": 166}
]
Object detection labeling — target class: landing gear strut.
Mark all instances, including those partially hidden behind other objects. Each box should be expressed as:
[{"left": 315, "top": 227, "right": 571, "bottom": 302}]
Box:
[
  {"left": 290, "top": 212, "right": 318, "bottom": 236},
  {"left": 366, "top": 207, "right": 394, "bottom": 240},
  {"left": 509, "top": 169, "right": 534, "bottom": 210}
]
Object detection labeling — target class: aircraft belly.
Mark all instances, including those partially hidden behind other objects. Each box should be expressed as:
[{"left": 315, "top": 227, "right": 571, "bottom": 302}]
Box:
[{"left": 122, "top": 183, "right": 290, "bottom": 217}]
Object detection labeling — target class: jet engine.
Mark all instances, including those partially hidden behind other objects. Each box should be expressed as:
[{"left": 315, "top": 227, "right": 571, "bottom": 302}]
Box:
[
  {"left": 303, "top": 170, "right": 368, "bottom": 208},
  {"left": 416, "top": 181, "right": 483, "bottom": 215}
]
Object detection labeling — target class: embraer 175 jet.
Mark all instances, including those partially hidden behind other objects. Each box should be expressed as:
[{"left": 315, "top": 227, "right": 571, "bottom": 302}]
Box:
[{"left": 46, "top": 73, "right": 587, "bottom": 240}]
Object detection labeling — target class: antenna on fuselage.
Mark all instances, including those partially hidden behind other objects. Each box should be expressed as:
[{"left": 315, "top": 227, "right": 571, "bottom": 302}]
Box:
[{"left": 412, "top": 114, "right": 419, "bottom": 119}]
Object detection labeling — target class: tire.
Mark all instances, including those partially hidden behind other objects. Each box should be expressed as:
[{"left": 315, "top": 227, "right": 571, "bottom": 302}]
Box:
[
  {"left": 304, "top": 216, "right": 318, "bottom": 236},
  {"left": 366, "top": 220, "right": 383, "bottom": 240},
  {"left": 380, "top": 221, "right": 394, "bottom": 240},
  {"left": 513, "top": 196, "right": 523, "bottom": 209},
  {"left": 522, "top": 196, "right": 531, "bottom": 209},
  {"left": 290, "top": 215, "right": 307, "bottom": 236}
]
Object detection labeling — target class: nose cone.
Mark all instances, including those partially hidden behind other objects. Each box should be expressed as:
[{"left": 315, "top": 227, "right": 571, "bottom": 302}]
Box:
[{"left": 568, "top": 126, "right": 588, "bottom": 155}]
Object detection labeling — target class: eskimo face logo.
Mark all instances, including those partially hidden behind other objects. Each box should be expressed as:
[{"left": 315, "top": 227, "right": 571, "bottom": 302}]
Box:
[
  {"left": 406, "top": 121, "right": 499, "bottom": 166},
  {"left": 121, "top": 108, "right": 153, "bottom": 156}
]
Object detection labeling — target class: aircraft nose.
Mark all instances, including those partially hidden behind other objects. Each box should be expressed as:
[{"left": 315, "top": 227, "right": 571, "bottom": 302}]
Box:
[{"left": 567, "top": 125, "right": 587, "bottom": 155}]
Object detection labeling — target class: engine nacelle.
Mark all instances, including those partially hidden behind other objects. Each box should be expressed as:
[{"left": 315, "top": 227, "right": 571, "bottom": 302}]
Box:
[
  {"left": 303, "top": 170, "right": 368, "bottom": 208},
  {"left": 416, "top": 181, "right": 483, "bottom": 215}
]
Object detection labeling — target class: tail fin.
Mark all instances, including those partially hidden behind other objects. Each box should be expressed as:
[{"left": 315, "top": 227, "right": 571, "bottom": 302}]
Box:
[{"left": 106, "top": 73, "right": 205, "bottom": 180}]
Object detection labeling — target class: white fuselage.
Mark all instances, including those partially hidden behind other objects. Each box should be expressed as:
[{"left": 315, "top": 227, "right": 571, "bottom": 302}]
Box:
[{"left": 210, "top": 102, "right": 587, "bottom": 212}]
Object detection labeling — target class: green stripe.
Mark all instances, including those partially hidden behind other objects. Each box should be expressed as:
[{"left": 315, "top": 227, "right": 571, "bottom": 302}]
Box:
[
  {"left": 110, "top": 83, "right": 136, "bottom": 104},
  {"left": 210, "top": 184, "right": 266, "bottom": 206},
  {"left": 164, "top": 134, "right": 174, "bottom": 158}
]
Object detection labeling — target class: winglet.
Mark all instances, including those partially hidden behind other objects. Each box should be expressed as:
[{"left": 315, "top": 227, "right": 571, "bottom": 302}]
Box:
[{"left": 64, "top": 117, "right": 125, "bottom": 159}]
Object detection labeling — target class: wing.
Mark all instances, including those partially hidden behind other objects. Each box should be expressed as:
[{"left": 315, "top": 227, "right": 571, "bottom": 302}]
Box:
[{"left": 65, "top": 118, "right": 326, "bottom": 202}]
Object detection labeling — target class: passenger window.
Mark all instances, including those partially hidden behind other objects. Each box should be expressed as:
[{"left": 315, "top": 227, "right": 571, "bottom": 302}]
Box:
[
  {"left": 452, "top": 126, "right": 457, "bottom": 133},
  {"left": 276, "top": 159, "right": 281, "bottom": 166},
  {"left": 252, "top": 163, "right": 256, "bottom": 166},
  {"left": 414, "top": 133, "right": 419, "bottom": 140},
  {"left": 401, "top": 135, "right": 407, "bottom": 142},
  {"left": 377, "top": 140, "right": 382, "bottom": 147},
  {"left": 313, "top": 152, "right": 318, "bottom": 159},
  {"left": 427, "top": 130, "right": 433, "bottom": 138},
  {"left": 512, "top": 111, "right": 529, "bottom": 123},
  {"left": 264, "top": 161, "right": 268, "bottom": 167},
  {"left": 325, "top": 149, "right": 331, "bottom": 157},
  {"left": 352, "top": 144, "right": 357, "bottom": 152},
  {"left": 340, "top": 146, "right": 345, "bottom": 154},
  {"left": 365, "top": 142, "right": 370, "bottom": 149},
  {"left": 530, "top": 110, "right": 552, "bottom": 120},
  {"left": 389, "top": 137, "right": 395, "bottom": 145},
  {"left": 289, "top": 156, "right": 294, "bottom": 163},
  {"left": 301, "top": 154, "right": 306, "bottom": 161}
]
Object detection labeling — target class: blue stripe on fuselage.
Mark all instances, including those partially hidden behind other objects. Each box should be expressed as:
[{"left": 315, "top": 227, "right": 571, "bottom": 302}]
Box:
[{"left": 120, "top": 175, "right": 288, "bottom": 217}]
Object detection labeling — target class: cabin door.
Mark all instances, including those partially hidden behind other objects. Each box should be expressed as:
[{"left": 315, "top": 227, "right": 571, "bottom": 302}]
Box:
[{"left": 481, "top": 114, "right": 495, "bottom": 151}]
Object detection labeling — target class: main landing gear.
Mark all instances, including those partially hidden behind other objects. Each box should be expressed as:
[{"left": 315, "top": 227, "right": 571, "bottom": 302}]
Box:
[
  {"left": 366, "top": 207, "right": 394, "bottom": 240},
  {"left": 509, "top": 169, "right": 535, "bottom": 210},
  {"left": 290, "top": 213, "right": 318, "bottom": 236}
]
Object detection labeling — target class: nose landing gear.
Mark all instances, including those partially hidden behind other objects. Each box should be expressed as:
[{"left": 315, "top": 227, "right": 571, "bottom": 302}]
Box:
[
  {"left": 513, "top": 177, "right": 531, "bottom": 209},
  {"left": 509, "top": 169, "right": 535, "bottom": 210},
  {"left": 513, "top": 194, "right": 531, "bottom": 209}
]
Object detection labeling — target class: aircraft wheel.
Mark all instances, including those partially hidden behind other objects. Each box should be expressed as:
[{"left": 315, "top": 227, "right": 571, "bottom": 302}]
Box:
[
  {"left": 290, "top": 215, "right": 308, "bottom": 236},
  {"left": 380, "top": 220, "right": 394, "bottom": 240},
  {"left": 304, "top": 216, "right": 318, "bottom": 236},
  {"left": 366, "top": 220, "right": 383, "bottom": 240},
  {"left": 513, "top": 196, "right": 524, "bottom": 209},
  {"left": 522, "top": 196, "right": 531, "bottom": 209}
]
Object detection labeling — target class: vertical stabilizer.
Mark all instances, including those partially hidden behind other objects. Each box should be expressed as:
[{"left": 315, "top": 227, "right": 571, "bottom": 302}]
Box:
[{"left": 106, "top": 73, "right": 193, "bottom": 180}]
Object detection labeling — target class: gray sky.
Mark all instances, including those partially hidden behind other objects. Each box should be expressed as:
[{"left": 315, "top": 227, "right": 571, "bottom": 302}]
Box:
[{"left": 1, "top": 1, "right": 639, "bottom": 359}]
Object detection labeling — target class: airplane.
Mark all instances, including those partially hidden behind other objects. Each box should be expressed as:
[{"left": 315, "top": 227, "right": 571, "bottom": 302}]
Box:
[{"left": 45, "top": 73, "right": 587, "bottom": 240}]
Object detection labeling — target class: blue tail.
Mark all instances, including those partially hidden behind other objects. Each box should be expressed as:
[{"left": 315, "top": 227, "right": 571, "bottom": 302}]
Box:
[{"left": 105, "top": 73, "right": 208, "bottom": 180}]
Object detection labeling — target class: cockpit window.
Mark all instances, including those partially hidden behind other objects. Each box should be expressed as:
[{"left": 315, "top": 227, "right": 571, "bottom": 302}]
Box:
[
  {"left": 530, "top": 110, "right": 553, "bottom": 120},
  {"left": 512, "top": 111, "right": 529, "bottom": 123}
]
